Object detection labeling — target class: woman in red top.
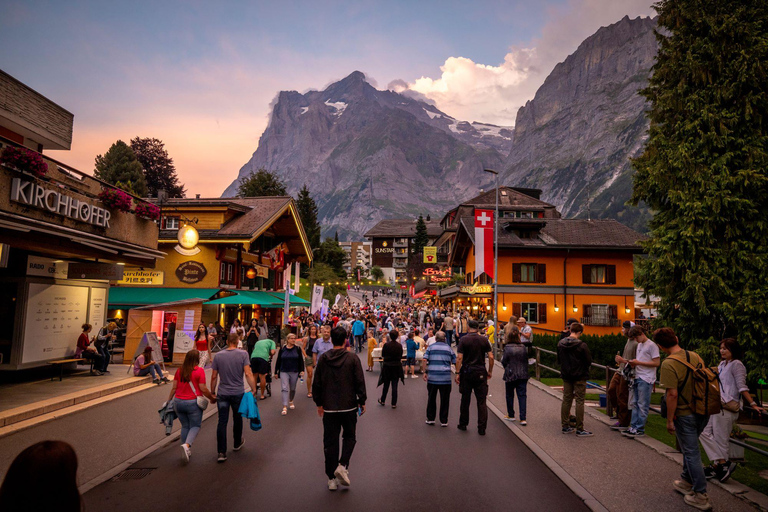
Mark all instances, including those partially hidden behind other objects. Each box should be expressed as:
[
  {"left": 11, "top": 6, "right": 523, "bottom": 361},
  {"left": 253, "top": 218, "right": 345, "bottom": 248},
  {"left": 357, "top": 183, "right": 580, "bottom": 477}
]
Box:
[
  {"left": 167, "top": 349, "right": 215, "bottom": 463},
  {"left": 194, "top": 323, "right": 212, "bottom": 368},
  {"left": 76, "top": 324, "right": 104, "bottom": 376}
]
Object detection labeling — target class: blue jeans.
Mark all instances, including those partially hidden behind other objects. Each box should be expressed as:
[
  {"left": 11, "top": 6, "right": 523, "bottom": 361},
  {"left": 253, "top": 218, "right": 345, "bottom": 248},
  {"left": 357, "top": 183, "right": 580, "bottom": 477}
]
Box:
[
  {"left": 174, "top": 399, "right": 203, "bottom": 446},
  {"left": 630, "top": 379, "right": 653, "bottom": 432},
  {"left": 445, "top": 330, "right": 454, "bottom": 346},
  {"left": 675, "top": 413, "right": 709, "bottom": 494},
  {"left": 216, "top": 394, "right": 243, "bottom": 455},
  {"left": 505, "top": 379, "right": 528, "bottom": 420},
  {"left": 137, "top": 363, "right": 162, "bottom": 379}
]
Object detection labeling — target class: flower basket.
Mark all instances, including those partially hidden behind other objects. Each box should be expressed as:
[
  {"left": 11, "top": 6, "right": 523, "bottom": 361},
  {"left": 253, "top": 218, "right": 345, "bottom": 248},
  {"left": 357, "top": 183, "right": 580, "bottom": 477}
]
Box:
[
  {"left": 98, "top": 188, "right": 133, "bottom": 212},
  {"left": 134, "top": 202, "right": 160, "bottom": 220},
  {"left": 0, "top": 146, "right": 48, "bottom": 178}
]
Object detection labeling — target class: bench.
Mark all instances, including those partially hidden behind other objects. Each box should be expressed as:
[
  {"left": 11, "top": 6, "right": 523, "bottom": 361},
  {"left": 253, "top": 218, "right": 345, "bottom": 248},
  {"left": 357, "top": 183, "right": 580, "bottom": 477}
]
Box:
[{"left": 48, "top": 358, "right": 94, "bottom": 381}]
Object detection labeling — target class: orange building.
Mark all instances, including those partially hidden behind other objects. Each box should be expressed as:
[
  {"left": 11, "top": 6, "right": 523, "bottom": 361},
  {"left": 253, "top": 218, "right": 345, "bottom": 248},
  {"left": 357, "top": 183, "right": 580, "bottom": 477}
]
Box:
[{"left": 439, "top": 187, "right": 645, "bottom": 335}]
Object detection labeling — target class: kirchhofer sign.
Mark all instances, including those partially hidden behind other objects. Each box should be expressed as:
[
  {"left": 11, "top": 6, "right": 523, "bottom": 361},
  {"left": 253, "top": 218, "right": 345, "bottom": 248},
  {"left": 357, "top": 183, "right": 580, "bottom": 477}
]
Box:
[
  {"left": 117, "top": 270, "right": 164, "bottom": 285},
  {"left": 10, "top": 178, "right": 111, "bottom": 228}
]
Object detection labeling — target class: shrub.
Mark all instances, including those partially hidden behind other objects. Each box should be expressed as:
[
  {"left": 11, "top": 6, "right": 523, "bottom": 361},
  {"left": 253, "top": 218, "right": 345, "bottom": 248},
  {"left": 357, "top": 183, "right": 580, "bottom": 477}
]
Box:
[
  {"left": 0, "top": 146, "right": 48, "bottom": 178},
  {"left": 98, "top": 187, "right": 133, "bottom": 212},
  {"left": 134, "top": 202, "right": 160, "bottom": 220}
]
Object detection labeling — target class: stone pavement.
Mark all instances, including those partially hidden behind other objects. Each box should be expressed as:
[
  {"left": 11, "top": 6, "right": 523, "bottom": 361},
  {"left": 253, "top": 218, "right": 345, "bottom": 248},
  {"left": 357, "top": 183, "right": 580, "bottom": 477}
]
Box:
[{"left": 484, "top": 366, "right": 761, "bottom": 512}]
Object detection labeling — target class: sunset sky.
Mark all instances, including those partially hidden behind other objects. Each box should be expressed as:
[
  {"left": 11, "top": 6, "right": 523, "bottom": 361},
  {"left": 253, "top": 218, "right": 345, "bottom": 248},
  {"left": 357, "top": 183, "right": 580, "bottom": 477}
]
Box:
[{"left": 0, "top": 0, "right": 653, "bottom": 197}]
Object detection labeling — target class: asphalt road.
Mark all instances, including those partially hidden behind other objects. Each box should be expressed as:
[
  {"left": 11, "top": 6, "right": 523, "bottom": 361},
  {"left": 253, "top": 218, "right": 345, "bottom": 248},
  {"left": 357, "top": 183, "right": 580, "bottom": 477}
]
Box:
[{"left": 84, "top": 355, "right": 588, "bottom": 512}]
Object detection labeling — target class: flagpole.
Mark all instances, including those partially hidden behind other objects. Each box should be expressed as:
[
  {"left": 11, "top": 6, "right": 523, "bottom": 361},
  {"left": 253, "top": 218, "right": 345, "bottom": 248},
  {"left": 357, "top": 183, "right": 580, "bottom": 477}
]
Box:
[{"left": 484, "top": 169, "right": 499, "bottom": 357}]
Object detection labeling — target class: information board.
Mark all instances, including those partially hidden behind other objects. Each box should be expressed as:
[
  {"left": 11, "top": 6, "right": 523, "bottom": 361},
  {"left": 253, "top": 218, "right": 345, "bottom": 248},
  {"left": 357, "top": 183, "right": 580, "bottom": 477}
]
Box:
[
  {"left": 88, "top": 287, "right": 107, "bottom": 331},
  {"left": 22, "top": 283, "right": 89, "bottom": 363},
  {"left": 173, "top": 330, "right": 196, "bottom": 353}
]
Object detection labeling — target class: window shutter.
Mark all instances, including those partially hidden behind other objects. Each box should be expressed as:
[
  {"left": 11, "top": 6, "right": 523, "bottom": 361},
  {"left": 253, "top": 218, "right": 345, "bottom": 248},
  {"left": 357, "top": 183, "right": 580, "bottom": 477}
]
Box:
[
  {"left": 607, "top": 265, "right": 617, "bottom": 285},
  {"left": 538, "top": 303, "right": 547, "bottom": 324},
  {"left": 512, "top": 303, "right": 522, "bottom": 318},
  {"left": 582, "top": 264, "right": 591, "bottom": 284},
  {"left": 609, "top": 305, "right": 618, "bottom": 319},
  {"left": 584, "top": 304, "right": 592, "bottom": 317},
  {"left": 538, "top": 264, "right": 546, "bottom": 283},
  {"left": 512, "top": 263, "right": 521, "bottom": 283}
]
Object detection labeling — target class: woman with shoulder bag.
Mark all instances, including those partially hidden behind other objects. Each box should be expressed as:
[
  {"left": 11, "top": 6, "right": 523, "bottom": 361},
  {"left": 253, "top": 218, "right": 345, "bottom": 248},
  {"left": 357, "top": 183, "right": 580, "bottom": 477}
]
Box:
[
  {"left": 168, "top": 350, "right": 216, "bottom": 463},
  {"left": 501, "top": 325, "right": 531, "bottom": 425},
  {"left": 700, "top": 338, "right": 763, "bottom": 482}
]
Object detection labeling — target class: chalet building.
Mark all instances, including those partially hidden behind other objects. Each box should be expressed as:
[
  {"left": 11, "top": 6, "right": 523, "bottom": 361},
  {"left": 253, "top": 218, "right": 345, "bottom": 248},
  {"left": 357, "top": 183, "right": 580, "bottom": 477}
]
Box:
[
  {"left": 364, "top": 218, "right": 445, "bottom": 285},
  {"left": 438, "top": 187, "right": 645, "bottom": 335}
]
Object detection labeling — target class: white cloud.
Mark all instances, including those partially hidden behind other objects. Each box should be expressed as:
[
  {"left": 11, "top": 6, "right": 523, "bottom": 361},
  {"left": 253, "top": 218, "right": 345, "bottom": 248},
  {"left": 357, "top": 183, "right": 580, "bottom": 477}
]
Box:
[{"left": 404, "top": 0, "right": 655, "bottom": 126}]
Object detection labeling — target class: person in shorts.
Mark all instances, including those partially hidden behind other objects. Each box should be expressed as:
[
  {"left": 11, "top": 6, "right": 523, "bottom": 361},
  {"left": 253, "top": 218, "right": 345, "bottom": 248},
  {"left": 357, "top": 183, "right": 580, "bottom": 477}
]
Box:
[
  {"left": 405, "top": 331, "right": 419, "bottom": 379},
  {"left": 250, "top": 337, "right": 276, "bottom": 400}
]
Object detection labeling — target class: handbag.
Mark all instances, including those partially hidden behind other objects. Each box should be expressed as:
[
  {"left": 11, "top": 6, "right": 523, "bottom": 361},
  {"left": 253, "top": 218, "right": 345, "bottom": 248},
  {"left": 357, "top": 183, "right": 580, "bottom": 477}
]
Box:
[
  {"left": 187, "top": 379, "right": 209, "bottom": 411},
  {"left": 722, "top": 400, "right": 740, "bottom": 413}
]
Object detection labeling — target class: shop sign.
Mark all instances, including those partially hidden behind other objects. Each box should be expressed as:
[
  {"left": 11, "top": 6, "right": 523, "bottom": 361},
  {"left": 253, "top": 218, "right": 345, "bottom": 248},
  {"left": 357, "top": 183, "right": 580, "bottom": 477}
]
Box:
[
  {"left": 422, "top": 267, "right": 452, "bottom": 276},
  {"left": 27, "top": 255, "right": 69, "bottom": 278},
  {"left": 430, "top": 276, "right": 452, "bottom": 283},
  {"left": 176, "top": 261, "right": 207, "bottom": 284},
  {"left": 11, "top": 178, "right": 111, "bottom": 228},
  {"left": 255, "top": 265, "right": 269, "bottom": 278},
  {"left": 423, "top": 247, "right": 437, "bottom": 263},
  {"left": 69, "top": 262, "right": 124, "bottom": 280},
  {"left": 459, "top": 283, "right": 493, "bottom": 294},
  {"left": 117, "top": 269, "right": 164, "bottom": 285}
]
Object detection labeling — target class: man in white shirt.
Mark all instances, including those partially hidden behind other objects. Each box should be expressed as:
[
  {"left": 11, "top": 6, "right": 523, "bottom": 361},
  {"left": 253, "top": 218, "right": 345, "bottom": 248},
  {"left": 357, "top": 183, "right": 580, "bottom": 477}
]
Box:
[
  {"left": 617, "top": 326, "right": 659, "bottom": 437},
  {"left": 425, "top": 328, "right": 437, "bottom": 348},
  {"left": 517, "top": 317, "right": 533, "bottom": 344}
]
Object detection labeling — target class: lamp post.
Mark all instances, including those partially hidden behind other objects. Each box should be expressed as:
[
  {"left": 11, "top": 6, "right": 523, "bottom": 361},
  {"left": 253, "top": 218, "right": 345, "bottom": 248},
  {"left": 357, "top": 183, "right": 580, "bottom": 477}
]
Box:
[{"left": 484, "top": 169, "right": 499, "bottom": 356}]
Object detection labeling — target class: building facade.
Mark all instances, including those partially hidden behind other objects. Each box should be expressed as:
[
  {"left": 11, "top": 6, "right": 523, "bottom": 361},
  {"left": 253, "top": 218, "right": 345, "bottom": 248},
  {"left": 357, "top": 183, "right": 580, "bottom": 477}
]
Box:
[
  {"left": 340, "top": 241, "right": 371, "bottom": 277},
  {"left": 364, "top": 218, "right": 444, "bottom": 285}
]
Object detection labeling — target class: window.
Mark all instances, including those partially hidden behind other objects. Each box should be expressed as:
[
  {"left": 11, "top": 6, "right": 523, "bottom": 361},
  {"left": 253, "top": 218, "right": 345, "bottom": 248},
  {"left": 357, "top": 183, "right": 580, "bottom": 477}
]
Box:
[
  {"left": 582, "top": 304, "right": 619, "bottom": 326},
  {"left": 220, "top": 261, "right": 236, "bottom": 285},
  {"left": 163, "top": 216, "right": 179, "bottom": 230},
  {"left": 512, "top": 263, "right": 546, "bottom": 283},
  {"left": 478, "top": 273, "right": 491, "bottom": 284},
  {"left": 582, "top": 264, "right": 616, "bottom": 284},
  {"left": 511, "top": 302, "right": 547, "bottom": 324}
]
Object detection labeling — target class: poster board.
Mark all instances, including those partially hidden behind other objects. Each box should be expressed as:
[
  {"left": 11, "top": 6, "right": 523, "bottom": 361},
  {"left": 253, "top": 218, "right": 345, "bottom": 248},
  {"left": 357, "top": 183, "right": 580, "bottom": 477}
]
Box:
[
  {"left": 173, "top": 330, "right": 196, "bottom": 353},
  {"left": 88, "top": 287, "right": 107, "bottom": 331},
  {"left": 131, "top": 332, "right": 165, "bottom": 372},
  {"left": 22, "top": 283, "right": 89, "bottom": 363}
]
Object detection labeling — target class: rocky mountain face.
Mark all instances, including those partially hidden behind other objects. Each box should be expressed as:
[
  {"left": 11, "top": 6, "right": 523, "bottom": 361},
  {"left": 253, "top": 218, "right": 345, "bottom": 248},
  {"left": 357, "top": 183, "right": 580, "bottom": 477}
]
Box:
[
  {"left": 502, "top": 16, "right": 658, "bottom": 231},
  {"left": 222, "top": 71, "right": 506, "bottom": 239},
  {"left": 224, "top": 15, "right": 658, "bottom": 238}
]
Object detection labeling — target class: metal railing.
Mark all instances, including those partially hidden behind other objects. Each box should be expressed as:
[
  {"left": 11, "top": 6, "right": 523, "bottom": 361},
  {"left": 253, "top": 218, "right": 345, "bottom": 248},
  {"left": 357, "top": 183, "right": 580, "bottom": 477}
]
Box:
[{"left": 530, "top": 346, "right": 768, "bottom": 457}]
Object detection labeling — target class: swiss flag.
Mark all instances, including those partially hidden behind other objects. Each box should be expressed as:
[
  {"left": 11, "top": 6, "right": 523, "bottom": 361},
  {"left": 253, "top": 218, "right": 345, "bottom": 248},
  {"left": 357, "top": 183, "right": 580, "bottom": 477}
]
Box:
[{"left": 474, "top": 209, "right": 494, "bottom": 280}]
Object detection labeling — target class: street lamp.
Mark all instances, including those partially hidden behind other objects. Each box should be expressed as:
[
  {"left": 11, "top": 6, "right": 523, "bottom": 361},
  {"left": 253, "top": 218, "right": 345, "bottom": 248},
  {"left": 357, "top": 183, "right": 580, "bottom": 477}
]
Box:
[{"left": 484, "top": 168, "right": 499, "bottom": 357}]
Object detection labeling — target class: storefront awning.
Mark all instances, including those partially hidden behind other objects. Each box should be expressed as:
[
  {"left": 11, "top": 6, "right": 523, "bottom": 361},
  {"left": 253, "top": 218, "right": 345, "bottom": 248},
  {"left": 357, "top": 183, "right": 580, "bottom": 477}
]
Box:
[
  {"left": 205, "top": 290, "right": 282, "bottom": 306},
  {"left": 262, "top": 292, "right": 311, "bottom": 306},
  {"left": 109, "top": 287, "right": 221, "bottom": 307}
]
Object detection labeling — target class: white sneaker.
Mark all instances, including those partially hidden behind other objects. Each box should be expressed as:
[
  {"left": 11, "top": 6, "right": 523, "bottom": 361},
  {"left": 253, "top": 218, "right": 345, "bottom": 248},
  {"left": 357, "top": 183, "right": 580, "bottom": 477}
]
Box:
[
  {"left": 181, "top": 444, "right": 191, "bottom": 463},
  {"left": 334, "top": 464, "right": 351, "bottom": 486},
  {"left": 328, "top": 478, "right": 338, "bottom": 491}
]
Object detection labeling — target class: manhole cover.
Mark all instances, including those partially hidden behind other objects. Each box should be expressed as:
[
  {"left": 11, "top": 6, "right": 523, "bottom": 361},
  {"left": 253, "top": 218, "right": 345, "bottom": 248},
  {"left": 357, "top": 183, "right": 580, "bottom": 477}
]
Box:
[{"left": 111, "top": 468, "right": 156, "bottom": 481}]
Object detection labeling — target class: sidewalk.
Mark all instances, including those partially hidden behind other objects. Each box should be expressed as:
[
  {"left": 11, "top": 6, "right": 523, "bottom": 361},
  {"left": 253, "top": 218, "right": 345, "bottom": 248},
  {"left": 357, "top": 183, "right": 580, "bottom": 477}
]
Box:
[{"left": 485, "top": 369, "right": 764, "bottom": 512}]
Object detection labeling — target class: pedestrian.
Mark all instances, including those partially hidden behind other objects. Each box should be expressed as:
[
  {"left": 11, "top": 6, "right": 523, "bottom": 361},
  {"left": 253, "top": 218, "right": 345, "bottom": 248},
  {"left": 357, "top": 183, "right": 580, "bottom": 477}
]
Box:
[
  {"left": 133, "top": 345, "right": 169, "bottom": 384},
  {"left": 455, "top": 319, "right": 494, "bottom": 435},
  {"left": 230, "top": 318, "right": 242, "bottom": 335},
  {"left": 210, "top": 333, "right": 257, "bottom": 463},
  {"left": 275, "top": 333, "right": 305, "bottom": 415},
  {"left": 0, "top": 440, "right": 81, "bottom": 512},
  {"left": 501, "top": 325, "right": 530, "bottom": 425},
  {"left": 422, "top": 331, "right": 456, "bottom": 427},
  {"left": 194, "top": 323, "right": 212, "bottom": 368},
  {"left": 378, "top": 330, "right": 404, "bottom": 408},
  {"left": 700, "top": 338, "right": 764, "bottom": 483},
  {"left": 313, "top": 325, "right": 334, "bottom": 367},
  {"left": 457, "top": 312, "right": 469, "bottom": 342},
  {"left": 559, "top": 318, "right": 577, "bottom": 340},
  {"left": 366, "top": 329, "right": 377, "bottom": 372},
  {"left": 657, "top": 327, "right": 712, "bottom": 510},
  {"left": 245, "top": 319, "right": 259, "bottom": 355},
  {"left": 168, "top": 349, "right": 216, "bottom": 463},
  {"left": 250, "top": 337, "right": 276, "bottom": 400},
  {"left": 352, "top": 315, "right": 366, "bottom": 353},
  {"left": 405, "top": 331, "right": 419, "bottom": 378},
  {"left": 257, "top": 318, "right": 269, "bottom": 340},
  {"left": 443, "top": 313, "right": 454, "bottom": 346},
  {"left": 618, "top": 326, "right": 659, "bottom": 438},
  {"left": 516, "top": 317, "right": 533, "bottom": 344},
  {"left": 312, "top": 326, "right": 367, "bottom": 491},
  {"left": 303, "top": 324, "right": 319, "bottom": 397},
  {"left": 75, "top": 323, "right": 105, "bottom": 375},
  {"left": 608, "top": 320, "right": 638, "bottom": 432},
  {"left": 556, "top": 322, "right": 593, "bottom": 437}
]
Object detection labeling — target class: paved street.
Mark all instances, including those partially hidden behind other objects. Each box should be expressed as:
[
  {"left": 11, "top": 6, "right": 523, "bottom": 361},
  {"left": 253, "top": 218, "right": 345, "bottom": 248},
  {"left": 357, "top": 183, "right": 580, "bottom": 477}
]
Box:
[{"left": 84, "top": 354, "right": 588, "bottom": 512}]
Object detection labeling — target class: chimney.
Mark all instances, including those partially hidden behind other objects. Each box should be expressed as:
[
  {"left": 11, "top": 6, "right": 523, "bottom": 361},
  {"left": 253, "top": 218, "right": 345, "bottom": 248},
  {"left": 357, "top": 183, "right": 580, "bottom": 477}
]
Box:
[
  {"left": 157, "top": 189, "right": 168, "bottom": 202},
  {"left": 426, "top": 214, "right": 431, "bottom": 221},
  {"left": 196, "top": 194, "right": 201, "bottom": 199}
]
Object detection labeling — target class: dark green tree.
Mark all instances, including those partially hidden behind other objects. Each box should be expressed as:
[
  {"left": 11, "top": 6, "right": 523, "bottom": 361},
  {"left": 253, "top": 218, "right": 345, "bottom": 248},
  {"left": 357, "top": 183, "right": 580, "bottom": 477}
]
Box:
[
  {"left": 314, "top": 237, "right": 347, "bottom": 278},
  {"left": 94, "top": 140, "right": 148, "bottom": 197},
  {"left": 334, "top": 231, "right": 339, "bottom": 242},
  {"left": 296, "top": 184, "right": 321, "bottom": 249},
  {"left": 630, "top": 0, "right": 768, "bottom": 380},
  {"left": 414, "top": 214, "right": 429, "bottom": 255},
  {"left": 237, "top": 169, "right": 287, "bottom": 197},
  {"left": 130, "top": 137, "right": 185, "bottom": 198},
  {"left": 370, "top": 265, "right": 384, "bottom": 281},
  {"left": 308, "top": 262, "right": 347, "bottom": 301}
]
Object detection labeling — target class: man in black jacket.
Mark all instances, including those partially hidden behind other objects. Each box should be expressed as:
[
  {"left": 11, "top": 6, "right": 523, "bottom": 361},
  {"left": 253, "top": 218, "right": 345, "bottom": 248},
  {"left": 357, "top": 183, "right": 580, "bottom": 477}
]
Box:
[
  {"left": 312, "top": 326, "right": 367, "bottom": 491},
  {"left": 556, "top": 322, "right": 593, "bottom": 437}
]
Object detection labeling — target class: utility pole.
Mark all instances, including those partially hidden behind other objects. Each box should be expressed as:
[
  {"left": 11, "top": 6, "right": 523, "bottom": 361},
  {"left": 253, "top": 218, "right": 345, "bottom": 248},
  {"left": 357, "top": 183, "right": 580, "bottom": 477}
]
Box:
[{"left": 484, "top": 169, "right": 499, "bottom": 357}]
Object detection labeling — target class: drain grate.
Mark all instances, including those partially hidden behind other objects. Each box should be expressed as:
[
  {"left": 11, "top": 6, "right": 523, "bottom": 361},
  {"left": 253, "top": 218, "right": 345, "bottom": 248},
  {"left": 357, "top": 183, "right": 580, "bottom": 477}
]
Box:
[{"left": 111, "top": 468, "right": 156, "bottom": 481}]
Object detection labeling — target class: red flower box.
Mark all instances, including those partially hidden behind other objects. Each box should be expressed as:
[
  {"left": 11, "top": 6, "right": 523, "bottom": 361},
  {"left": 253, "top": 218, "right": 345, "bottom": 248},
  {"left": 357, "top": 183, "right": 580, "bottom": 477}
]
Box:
[
  {"left": 98, "top": 187, "right": 133, "bottom": 212},
  {"left": 134, "top": 202, "right": 160, "bottom": 220},
  {"left": 0, "top": 146, "right": 48, "bottom": 178}
]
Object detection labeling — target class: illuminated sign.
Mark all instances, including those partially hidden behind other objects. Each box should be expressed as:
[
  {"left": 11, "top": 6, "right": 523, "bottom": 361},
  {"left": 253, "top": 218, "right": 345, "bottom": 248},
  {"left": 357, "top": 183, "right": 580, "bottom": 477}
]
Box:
[
  {"left": 11, "top": 178, "right": 111, "bottom": 228},
  {"left": 459, "top": 283, "right": 493, "bottom": 294},
  {"left": 423, "top": 247, "right": 437, "bottom": 263},
  {"left": 118, "top": 270, "right": 164, "bottom": 285}
]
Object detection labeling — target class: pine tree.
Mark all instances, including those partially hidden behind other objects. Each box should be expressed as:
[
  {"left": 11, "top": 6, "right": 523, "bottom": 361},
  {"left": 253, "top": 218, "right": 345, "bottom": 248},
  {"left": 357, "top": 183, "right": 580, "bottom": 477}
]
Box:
[
  {"left": 237, "top": 169, "right": 287, "bottom": 197},
  {"left": 296, "top": 184, "right": 321, "bottom": 249},
  {"left": 94, "top": 140, "right": 148, "bottom": 197},
  {"left": 314, "top": 237, "right": 347, "bottom": 278},
  {"left": 130, "top": 137, "right": 185, "bottom": 198},
  {"left": 414, "top": 214, "right": 429, "bottom": 255},
  {"left": 334, "top": 231, "right": 339, "bottom": 242},
  {"left": 630, "top": 0, "right": 768, "bottom": 380}
]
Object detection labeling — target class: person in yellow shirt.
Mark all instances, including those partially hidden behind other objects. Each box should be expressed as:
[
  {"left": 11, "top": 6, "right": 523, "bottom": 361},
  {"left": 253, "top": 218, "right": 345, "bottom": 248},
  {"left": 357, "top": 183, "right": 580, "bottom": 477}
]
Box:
[
  {"left": 486, "top": 320, "right": 495, "bottom": 345},
  {"left": 366, "top": 329, "right": 377, "bottom": 372}
]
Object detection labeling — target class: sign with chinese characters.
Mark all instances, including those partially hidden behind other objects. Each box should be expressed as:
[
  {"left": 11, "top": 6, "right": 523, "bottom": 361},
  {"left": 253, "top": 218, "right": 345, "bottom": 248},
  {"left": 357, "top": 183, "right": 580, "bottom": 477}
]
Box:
[
  {"left": 459, "top": 284, "right": 493, "bottom": 294},
  {"left": 117, "top": 270, "right": 164, "bottom": 285},
  {"left": 175, "top": 261, "right": 207, "bottom": 284}
]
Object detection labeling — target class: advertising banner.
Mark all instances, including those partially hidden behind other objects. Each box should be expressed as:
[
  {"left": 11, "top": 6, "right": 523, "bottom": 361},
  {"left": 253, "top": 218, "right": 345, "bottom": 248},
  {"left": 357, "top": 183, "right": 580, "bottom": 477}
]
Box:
[
  {"left": 311, "top": 285, "right": 324, "bottom": 314},
  {"left": 423, "top": 246, "right": 437, "bottom": 263}
]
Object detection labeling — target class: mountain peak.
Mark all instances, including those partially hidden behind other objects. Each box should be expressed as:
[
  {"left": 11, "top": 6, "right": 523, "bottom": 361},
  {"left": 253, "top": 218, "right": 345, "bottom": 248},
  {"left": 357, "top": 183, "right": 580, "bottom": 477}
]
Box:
[{"left": 324, "top": 71, "right": 376, "bottom": 102}]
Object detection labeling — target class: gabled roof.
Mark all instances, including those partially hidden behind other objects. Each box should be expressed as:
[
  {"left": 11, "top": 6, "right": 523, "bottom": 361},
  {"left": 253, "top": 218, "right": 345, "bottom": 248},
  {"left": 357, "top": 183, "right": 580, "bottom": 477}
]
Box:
[
  {"left": 440, "top": 186, "right": 559, "bottom": 226},
  {"left": 364, "top": 218, "right": 443, "bottom": 238}
]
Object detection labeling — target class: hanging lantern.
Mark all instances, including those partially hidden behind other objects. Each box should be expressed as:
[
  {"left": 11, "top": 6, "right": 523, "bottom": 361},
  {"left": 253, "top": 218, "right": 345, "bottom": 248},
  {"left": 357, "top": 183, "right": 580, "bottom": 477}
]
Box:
[
  {"left": 246, "top": 267, "right": 257, "bottom": 280},
  {"left": 177, "top": 223, "right": 199, "bottom": 250}
]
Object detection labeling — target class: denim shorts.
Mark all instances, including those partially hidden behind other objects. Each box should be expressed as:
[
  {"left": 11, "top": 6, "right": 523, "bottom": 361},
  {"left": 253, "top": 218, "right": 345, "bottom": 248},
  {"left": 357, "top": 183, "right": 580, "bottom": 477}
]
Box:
[{"left": 406, "top": 357, "right": 416, "bottom": 365}]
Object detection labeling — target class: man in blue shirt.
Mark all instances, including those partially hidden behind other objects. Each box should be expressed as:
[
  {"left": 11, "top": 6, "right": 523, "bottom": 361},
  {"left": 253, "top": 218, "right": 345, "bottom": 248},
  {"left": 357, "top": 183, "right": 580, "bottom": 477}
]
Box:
[
  {"left": 352, "top": 316, "right": 366, "bottom": 354},
  {"left": 313, "top": 325, "right": 335, "bottom": 367},
  {"left": 405, "top": 331, "right": 420, "bottom": 379},
  {"left": 422, "top": 331, "right": 456, "bottom": 426}
]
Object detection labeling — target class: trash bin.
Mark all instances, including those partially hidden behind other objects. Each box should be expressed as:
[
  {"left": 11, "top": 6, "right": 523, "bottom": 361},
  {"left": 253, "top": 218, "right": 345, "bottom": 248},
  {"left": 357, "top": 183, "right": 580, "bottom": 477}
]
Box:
[{"left": 599, "top": 394, "right": 607, "bottom": 407}]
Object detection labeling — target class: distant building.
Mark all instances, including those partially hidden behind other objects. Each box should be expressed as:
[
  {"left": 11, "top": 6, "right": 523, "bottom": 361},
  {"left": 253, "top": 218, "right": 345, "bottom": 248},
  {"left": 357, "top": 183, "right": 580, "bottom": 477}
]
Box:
[
  {"left": 340, "top": 241, "right": 371, "bottom": 277},
  {"left": 364, "top": 218, "right": 444, "bottom": 285}
]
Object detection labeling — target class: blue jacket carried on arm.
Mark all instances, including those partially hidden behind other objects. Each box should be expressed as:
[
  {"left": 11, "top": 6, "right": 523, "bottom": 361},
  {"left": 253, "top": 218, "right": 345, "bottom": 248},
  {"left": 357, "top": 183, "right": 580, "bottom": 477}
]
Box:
[{"left": 238, "top": 391, "right": 262, "bottom": 431}]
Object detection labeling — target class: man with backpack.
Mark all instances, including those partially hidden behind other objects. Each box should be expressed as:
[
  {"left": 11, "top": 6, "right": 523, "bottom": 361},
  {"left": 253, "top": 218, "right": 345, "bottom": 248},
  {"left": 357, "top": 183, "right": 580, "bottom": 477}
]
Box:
[{"left": 657, "top": 327, "right": 715, "bottom": 511}]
